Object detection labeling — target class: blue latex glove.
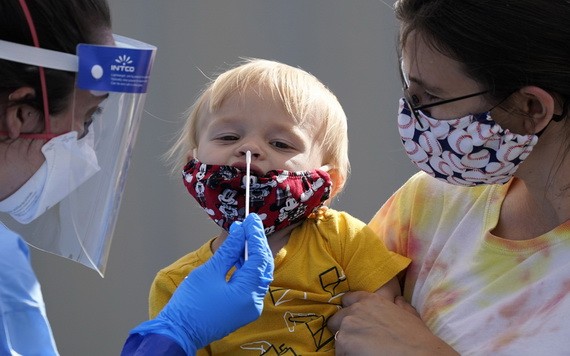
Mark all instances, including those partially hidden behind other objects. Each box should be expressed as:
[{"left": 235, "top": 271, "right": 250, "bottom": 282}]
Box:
[{"left": 129, "top": 213, "right": 274, "bottom": 355}]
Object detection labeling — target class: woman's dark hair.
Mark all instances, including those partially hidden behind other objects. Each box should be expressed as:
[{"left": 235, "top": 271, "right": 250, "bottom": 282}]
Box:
[
  {"left": 0, "top": 0, "right": 111, "bottom": 115},
  {"left": 394, "top": 0, "right": 570, "bottom": 118}
]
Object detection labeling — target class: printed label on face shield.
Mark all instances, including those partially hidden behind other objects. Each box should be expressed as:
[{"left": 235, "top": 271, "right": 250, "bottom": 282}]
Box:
[{"left": 77, "top": 44, "right": 155, "bottom": 94}]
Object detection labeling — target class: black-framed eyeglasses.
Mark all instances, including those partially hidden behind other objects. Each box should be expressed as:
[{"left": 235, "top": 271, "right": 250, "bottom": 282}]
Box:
[{"left": 398, "top": 63, "right": 488, "bottom": 120}]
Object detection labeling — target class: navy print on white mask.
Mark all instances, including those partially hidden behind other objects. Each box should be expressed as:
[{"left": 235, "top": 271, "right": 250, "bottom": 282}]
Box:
[{"left": 397, "top": 98, "right": 538, "bottom": 186}]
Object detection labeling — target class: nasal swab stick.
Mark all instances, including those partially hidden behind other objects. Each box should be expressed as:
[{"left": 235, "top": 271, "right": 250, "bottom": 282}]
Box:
[{"left": 244, "top": 150, "right": 251, "bottom": 260}]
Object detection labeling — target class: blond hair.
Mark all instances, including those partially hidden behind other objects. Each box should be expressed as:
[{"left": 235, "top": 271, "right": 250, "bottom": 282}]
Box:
[{"left": 166, "top": 58, "right": 350, "bottom": 196}]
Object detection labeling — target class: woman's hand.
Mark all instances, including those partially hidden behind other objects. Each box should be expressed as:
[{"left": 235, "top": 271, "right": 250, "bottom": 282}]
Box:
[{"left": 328, "top": 291, "right": 458, "bottom": 356}]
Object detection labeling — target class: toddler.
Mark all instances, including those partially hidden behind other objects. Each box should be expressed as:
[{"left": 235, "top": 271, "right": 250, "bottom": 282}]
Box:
[{"left": 150, "top": 58, "right": 410, "bottom": 354}]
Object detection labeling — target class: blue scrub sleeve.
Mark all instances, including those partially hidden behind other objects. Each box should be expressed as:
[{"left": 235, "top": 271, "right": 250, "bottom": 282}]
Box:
[
  {"left": 121, "top": 333, "right": 186, "bottom": 356},
  {"left": 0, "top": 225, "right": 58, "bottom": 355}
]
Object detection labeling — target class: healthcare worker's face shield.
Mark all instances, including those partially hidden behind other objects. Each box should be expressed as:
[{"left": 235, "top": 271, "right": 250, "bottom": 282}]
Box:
[{"left": 0, "top": 35, "right": 156, "bottom": 276}]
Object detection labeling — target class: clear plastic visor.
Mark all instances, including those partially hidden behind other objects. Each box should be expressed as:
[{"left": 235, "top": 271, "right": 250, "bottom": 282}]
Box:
[{"left": 0, "top": 35, "right": 156, "bottom": 276}]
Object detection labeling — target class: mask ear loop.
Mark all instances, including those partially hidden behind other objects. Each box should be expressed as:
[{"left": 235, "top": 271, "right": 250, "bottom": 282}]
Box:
[
  {"left": 244, "top": 150, "right": 251, "bottom": 260},
  {"left": 16, "top": 0, "right": 54, "bottom": 140}
]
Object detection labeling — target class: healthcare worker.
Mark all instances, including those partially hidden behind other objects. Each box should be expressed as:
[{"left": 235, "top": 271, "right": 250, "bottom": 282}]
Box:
[{"left": 0, "top": 1, "right": 274, "bottom": 355}]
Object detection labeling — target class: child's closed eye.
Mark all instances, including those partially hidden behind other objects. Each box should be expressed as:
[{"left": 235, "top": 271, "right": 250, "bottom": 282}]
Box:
[
  {"left": 271, "top": 140, "right": 294, "bottom": 150},
  {"left": 215, "top": 134, "right": 240, "bottom": 141}
]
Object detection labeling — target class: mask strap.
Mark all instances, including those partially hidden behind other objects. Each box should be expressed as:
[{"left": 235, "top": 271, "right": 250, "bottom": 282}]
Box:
[
  {"left": 536, "top": 117, "right": 560, "bottom": 138},
  {"left": 15, "top": 0, "right": 54, "bottom": 139},
  {"left": 551, "top": 103, "right": 567, "bottom": 123},
  {"left": 536, "top": 103, "right": 567, "bottom": 137}
]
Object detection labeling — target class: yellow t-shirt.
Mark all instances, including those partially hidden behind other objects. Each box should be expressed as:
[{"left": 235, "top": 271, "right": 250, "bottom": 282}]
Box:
[{"left": 149, "top": 207, "right": 410, "bottom": 355}]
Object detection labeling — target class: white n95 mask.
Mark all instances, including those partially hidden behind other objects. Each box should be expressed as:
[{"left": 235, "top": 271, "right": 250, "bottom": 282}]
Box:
[{"left": 0, "top": 130, "right": 100, "bottom": 224}]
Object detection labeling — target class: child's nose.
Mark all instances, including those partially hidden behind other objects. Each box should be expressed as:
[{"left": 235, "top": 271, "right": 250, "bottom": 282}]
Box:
[{"left": 237, "top": 141, "right": 263, "bottom": 158}]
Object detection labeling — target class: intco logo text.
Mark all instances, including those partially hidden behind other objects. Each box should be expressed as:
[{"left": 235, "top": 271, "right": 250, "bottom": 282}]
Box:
[{"left": 111, "top": 55, "right": 135, "bottom": 72}]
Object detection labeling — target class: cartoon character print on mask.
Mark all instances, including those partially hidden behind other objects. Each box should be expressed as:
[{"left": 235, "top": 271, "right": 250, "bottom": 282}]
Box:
[
  {"left": 182, "top": 159, "right": 331, "bottom": 235},
  {"left": 217, "top": 189, "right": 240, "bottom": 222},
  {"left": 397, "top": 98, "right": 538, "bottom": 186}
]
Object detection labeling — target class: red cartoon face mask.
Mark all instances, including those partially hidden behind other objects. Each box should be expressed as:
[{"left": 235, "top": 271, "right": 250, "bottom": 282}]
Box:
[{"left": 182, "top": 159, "right": 331, "bottom": 235}]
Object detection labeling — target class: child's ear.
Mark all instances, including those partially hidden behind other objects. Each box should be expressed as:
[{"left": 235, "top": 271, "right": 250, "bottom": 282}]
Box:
[
  {"left": 5, "top": 87, "right": 40, "bottom": 139},
  {"left": 324, "top": 167, "right": 345, "bottom": 199},
  {"left": 186, "top": 148, "right": 198, "bottom": 162}
]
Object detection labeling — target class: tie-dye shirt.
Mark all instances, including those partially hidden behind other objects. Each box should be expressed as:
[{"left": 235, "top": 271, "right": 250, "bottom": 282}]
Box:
[{"left": 369, "top": 172, "right": 570, "bottom": 355}]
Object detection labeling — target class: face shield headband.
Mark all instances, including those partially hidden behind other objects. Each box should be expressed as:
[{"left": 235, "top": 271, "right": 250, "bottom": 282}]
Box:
[{"left": 0, "top": 34, "right": 156, "bottom": 276}]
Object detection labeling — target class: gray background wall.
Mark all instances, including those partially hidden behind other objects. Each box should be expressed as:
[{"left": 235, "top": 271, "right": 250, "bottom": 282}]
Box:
[{"left": 31, "top": 1, "right": 417, "bottom": 355}]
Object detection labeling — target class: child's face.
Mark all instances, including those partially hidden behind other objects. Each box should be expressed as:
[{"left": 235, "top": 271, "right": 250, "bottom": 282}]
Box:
[{"left": 194, "top": 88, "right": 325, "bottom": 174}]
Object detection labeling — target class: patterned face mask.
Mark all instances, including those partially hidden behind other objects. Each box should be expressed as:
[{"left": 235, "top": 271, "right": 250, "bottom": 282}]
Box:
[
  {"left": 182, "top": 159, "right": 331, "bottom": 235},
  {"left": 397, "top": 98, "right": 539, "bottom": 186}
]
